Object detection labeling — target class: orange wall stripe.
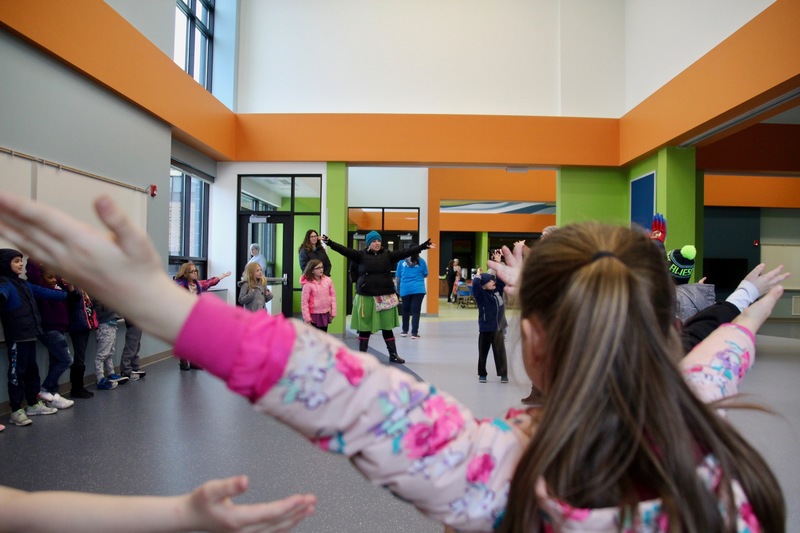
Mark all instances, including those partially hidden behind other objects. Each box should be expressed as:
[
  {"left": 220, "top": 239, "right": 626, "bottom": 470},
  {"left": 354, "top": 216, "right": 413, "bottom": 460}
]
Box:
[
  {"left": 0, "top": 0, "right": 236, "bottom": 160},
  {"left": 429, "top": 168, "right": 557, "bottom": 201},
  {"left": 440, "top": 213, "right": 556, "bottom": 233},
  {"left": 620, "top": 0, "right": 800, "bottom": 166},
  {"left": 235, "top": 114, "right": 618, "bottom": 167},
  {"left": 705, "top": 174, "right": 800, "bottom": 208}
]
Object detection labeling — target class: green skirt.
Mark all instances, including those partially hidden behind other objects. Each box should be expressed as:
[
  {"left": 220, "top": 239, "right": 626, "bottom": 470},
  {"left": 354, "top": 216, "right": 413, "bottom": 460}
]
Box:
[{"left": 351, "top": 294, "right": 399, "bottom": 332}]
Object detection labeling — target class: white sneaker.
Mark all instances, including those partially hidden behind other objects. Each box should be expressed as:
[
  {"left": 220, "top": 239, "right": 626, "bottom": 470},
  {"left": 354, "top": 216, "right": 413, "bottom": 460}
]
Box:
[
  {"left": 37, "top": 390, "right": 55, "bottom": 403},
  {"left": 48, "top": 393, "right": 74, "bottom": 409},
  {"left": 26, "top": 401, "right": 58, "bottom": 416},
  {"left": 10, "top": 409, "right": 33, "bottom": 426}
]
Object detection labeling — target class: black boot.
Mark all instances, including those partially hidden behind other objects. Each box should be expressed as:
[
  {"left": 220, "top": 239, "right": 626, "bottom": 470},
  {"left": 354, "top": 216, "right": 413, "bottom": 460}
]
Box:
[
  {"left": 179, "top": 359, "right": 191, "bottom": 371},
  {"left": 385, "top": 338, "right": 405, "bottom": 364},
  {"left": 69, "top": 364, "right": 94, "bottom": 399},
  {"left": 358, "top": 336, "right": 370, "bottom": 352}
]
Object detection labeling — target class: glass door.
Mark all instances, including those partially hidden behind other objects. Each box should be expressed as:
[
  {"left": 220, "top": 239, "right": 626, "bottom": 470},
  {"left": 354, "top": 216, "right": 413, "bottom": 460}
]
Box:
[{"left": 237, "top": 213, "right": 294, "bottom": 316}]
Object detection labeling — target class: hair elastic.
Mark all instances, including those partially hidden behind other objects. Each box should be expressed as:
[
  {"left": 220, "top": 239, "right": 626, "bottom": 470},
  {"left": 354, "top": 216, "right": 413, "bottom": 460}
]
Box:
[{"left": 592, "top": 250, "right": 616, "bottom": 262}]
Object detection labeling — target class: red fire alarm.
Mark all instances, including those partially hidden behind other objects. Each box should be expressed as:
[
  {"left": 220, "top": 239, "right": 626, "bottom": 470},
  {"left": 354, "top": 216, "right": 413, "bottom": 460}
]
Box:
[
  {"left": 149, "top": 185, "right": 158, "bottom": 197},
  {"left": 753, "top": 239, "right": 759, "bottom": 247}
]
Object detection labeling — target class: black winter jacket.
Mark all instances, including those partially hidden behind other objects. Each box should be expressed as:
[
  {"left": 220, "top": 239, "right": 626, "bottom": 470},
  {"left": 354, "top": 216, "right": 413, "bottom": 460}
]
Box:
[{"left": 325, "top": 239, "right": 430, "bottom": 297}]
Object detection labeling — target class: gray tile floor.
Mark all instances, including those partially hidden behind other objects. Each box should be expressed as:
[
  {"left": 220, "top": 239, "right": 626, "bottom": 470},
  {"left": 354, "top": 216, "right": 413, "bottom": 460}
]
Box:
[{"left": 1, "top": 298, "right": 798, "bottom": 532}]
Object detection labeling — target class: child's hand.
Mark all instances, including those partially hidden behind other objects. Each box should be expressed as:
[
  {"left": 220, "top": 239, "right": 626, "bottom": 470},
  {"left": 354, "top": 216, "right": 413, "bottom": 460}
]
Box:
[
  {"left": 733, "top": 285, "right": 784, "bottom": 334},
  {"left": 489, "top": 245, "right": 524, "bottom": 295},
  {"left": 742, "top": 263, "right": 790, "bottom": 297},
  {"left": 184, "top": 475, "right": 316, "bottom": 533}
]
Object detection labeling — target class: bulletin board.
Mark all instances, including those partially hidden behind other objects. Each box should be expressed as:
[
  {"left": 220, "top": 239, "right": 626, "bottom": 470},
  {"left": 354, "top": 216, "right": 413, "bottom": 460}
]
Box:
[
  {"left": 630, "top": 172, "right": 655, "bottom": 231},
  {"left": 761, "top": 244, "right": 800, "bottom": 290}
]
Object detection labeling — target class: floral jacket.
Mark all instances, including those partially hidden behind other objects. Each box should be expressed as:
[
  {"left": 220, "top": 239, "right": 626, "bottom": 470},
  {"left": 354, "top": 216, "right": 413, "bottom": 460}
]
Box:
[{"left": 174, "top": 295, "right": 760, "bottom": 532}]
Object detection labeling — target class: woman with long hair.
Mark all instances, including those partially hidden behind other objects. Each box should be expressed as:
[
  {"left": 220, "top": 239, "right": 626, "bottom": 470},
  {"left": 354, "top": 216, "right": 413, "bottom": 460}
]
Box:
[{"left": 298, "top": 229, "right": 331, "bottom": 276}]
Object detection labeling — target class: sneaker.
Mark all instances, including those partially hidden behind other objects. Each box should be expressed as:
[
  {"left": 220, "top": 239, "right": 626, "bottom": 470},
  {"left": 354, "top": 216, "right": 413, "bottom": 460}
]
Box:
[
  {"left": 47, "top": 393, "right": 74, "bottom": 409},
  {"left": 108, "top": 373, "right": 129, "bottom": 384},
  {"left": 26, "top": 401, "right": 58, "bottom": 416},
  {"left": 411, "top": 334, "right": 420, "bottom": 339},
  {"left": 400, "top": 332, "right": 408, "bottom": 337},
  {"left": 10, "top": 409, "right": 32, "bottom": 426},
  {"left": 131, "top": 370, "right": 146, "bottom": 378},
  {"left": 70, "top": 387, "right": 94, "bottom": 399},
  {"left": 479, "top": 376, "right": 487, "bottom": 383},
  {"left": 179, "top": 360, "right": 191, "bottom": 371},
  {"left": 37, "top": 390, "right": 55, "bottom": 403},
  {"left": 0, "top": 423, "right": 5, "bottom": 432},
  {"left": 128, "top": 373, "right": 140, "bottom": 381},
  {"left": 96, "top": 378, "right": 118, "bottom": 390},
  {"left": 500, "top": 376, "right": 509, "bottom": 384}
]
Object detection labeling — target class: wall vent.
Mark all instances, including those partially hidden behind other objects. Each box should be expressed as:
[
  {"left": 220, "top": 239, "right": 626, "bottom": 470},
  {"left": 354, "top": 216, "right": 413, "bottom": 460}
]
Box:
[{"left": 793, "top": 296, "right": 800, "bottom": 316}]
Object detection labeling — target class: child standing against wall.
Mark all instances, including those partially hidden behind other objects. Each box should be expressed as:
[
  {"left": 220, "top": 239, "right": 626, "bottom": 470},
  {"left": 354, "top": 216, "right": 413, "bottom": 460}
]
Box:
[
  {"left": 471, "top": 272, "right": 508, "bottom": 383},
  {"left": 300, "top": 259, "right": 336, "bottom": 332},
  {"left": 92, "top": 298, "right": 128, "bottom": 390},
  {"left": 0, "top": 249, "right": 60, "bottom": 426}
]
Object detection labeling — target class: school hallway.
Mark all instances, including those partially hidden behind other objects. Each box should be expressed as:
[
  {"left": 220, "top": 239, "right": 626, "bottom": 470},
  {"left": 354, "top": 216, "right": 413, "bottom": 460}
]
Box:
[{"left": 1, "top": 300, "right": 799, "bottom": 532}]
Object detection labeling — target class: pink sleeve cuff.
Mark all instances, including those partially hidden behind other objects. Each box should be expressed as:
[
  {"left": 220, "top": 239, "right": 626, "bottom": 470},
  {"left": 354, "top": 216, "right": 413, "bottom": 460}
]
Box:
[
  {"left": 722, "top": 322, "right": 755, "bottom": 345},
  {"left": 174, "top": 294, "right": 296, "bottom": 401}
]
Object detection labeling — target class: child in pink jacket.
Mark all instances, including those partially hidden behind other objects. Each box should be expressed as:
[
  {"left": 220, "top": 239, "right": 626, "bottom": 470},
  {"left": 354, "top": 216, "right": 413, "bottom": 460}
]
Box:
[
  {"left": 300, "top": 259, "right": 336, "bottom": 332},
  {"left": 0, "top": 194, "right": 787, "bottom": 533}
]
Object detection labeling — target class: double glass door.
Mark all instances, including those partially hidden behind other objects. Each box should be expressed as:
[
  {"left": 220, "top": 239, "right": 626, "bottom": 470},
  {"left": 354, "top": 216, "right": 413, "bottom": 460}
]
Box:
[{"left": 237, "top": 213, "right": 293, "bottom": 316}]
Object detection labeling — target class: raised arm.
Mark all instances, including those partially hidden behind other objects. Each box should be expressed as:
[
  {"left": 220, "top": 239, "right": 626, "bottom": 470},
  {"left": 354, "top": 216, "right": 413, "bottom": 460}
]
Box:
[{"left": 0, "top": 193, "right": 194, "bottom": 344}]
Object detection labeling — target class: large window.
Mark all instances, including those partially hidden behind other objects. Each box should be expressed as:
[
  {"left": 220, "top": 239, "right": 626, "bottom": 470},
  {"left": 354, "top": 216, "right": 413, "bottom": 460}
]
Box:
[
  {"left": 174, "top": 0, "right": 214, "bottom": 90},
  {"left": 169, "top": 167, "right": 210, "bottom": 277}
]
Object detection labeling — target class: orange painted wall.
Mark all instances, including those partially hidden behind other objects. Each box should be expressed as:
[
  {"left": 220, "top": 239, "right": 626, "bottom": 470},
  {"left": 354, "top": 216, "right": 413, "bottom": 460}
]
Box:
[
  {"left": 705, "top": 174, "right": 800, "bottom": 208},
  {"left": 235, "top": 114, "right": 618, "bottom": 167},
  {"left": 619, "top": 0, "right": 800, "bottom": 166},
  {"left": 348, "top": 209, "right": 418, "bottom": 231},
  {"left": 3, "top": 0, "right": 798, "bottom": 170},
  {"left": 426, "top": 168, "right": 556, "bottom": 313}
]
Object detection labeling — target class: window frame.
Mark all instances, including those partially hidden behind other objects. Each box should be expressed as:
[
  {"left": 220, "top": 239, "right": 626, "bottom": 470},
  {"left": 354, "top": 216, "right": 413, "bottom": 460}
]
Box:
[
  {"left": 168, "top": 168, "right": 211, "bottom": 278},
  {"left": 175, "top": 0, "right": 215, "bottom": 91}
]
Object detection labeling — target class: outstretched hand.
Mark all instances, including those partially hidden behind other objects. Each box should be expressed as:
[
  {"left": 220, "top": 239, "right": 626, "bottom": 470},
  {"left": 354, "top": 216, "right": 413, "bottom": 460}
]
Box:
[
  {"left": 488, "top": 243, "right": 525, "bottom": 296},
  {"left": 733, "top": 285, "right": 784, "bottom": 334},
  {"left": 185, "top": 476, "right": 316, "bottom": 533},
  {"left": 743, "top": 263, "right": 790, "bottom": 297},
  {"left": 0, "top": 193, "right": 194, "bottom": 344}
]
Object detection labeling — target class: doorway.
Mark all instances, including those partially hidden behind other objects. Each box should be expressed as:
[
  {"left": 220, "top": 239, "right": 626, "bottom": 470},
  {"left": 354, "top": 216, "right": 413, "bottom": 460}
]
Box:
[{"left": 237, "top": 213, "right": 293, "bottom": 316}]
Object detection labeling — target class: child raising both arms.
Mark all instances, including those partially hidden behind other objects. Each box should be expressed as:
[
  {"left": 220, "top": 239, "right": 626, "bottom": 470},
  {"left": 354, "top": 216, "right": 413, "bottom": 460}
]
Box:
[{"left": 0, "top": 193, "right": 786, "bottom": 531}]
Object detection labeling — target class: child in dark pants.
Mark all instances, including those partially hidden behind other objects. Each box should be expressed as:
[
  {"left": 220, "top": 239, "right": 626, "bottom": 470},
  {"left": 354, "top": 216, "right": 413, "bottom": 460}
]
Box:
[
  {"left": 471, "top": 272, "right": 508, "bottom": 383},
  {"left": 0, "top": 249, "right": 61, "bottom": 426}
]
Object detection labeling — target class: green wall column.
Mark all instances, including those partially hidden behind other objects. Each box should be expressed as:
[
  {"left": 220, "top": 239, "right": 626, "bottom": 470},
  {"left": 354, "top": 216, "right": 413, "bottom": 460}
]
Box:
[
  {"left": 558, "top": 167, "right": 628, "bottom": 226},
  {"left": 477, "top": 232, "right": 488, "bottom": 271},
  {"left": 326, "top": 162, "right": 348, "bottom": 336}
]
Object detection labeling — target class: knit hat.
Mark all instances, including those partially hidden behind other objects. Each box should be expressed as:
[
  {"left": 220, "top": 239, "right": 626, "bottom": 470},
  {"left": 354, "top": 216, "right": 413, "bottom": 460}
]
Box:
[
  {"left": 480, "top": 272, "right": 496, "bottom": 287},
  {"left": 667, "top": 245, "right": 696, "bottom": 285},
  {"left": 365, "top": 231, "right": 382, "bottom": 247},
  {"left": 0, "top": 249, "right": 23, "bottom": 277}
]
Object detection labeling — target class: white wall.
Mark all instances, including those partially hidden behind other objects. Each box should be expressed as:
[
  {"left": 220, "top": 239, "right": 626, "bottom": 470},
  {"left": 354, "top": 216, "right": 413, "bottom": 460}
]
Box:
[
  {"left": 624, "top": 0, "right": 774, "bottom": 112},
  {"left": 236, "top": 0, "right": 771, "bottom": 119}
]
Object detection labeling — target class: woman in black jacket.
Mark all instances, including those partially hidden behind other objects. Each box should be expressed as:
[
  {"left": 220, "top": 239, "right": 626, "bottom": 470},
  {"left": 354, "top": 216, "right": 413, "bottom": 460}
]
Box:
[
  {"left": 321, "top": 231, "right": 434, "bottom": 363},
  {"left": 298, "top": 229, "right": 332, "bottom": 277}
]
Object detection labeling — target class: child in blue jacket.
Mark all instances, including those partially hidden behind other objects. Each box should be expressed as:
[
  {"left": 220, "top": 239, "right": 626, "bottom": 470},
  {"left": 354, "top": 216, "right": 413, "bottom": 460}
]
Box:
[
  {"left": 0, "top": 249, "right": 62, "bottom": 426},
  {"left": 471, "top": 271, "right": 508, "bottom": 383}
]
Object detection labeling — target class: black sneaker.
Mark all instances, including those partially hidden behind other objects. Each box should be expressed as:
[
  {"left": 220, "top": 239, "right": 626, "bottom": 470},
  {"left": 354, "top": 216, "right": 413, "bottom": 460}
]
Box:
[{"left": 132, "top": 370, "right": 146, "bottom": 378}]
